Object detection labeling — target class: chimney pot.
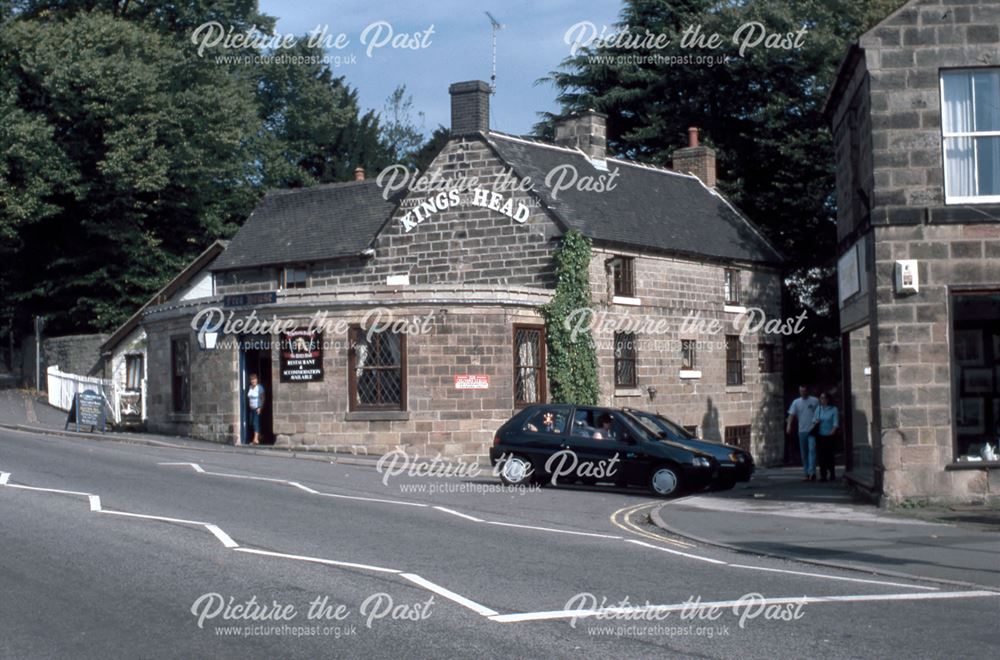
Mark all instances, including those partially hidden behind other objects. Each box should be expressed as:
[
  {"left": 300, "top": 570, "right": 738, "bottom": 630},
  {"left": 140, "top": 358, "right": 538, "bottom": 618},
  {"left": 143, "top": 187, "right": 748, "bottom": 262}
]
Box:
[
  {"left": 688, "top": 126, "right": 699, "bottom": 148},
  {"left": 449, "top": 80, "right": 491, "bottom": 135},
  {"left": 354, "top": 167, "right": 365, "bottom": 182}
]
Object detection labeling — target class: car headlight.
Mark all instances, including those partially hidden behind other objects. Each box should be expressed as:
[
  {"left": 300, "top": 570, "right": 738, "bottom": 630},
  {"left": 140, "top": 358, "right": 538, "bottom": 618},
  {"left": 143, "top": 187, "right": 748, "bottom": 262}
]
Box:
[
  {"left": 729, "top": 452, "right": 745, "bottom": 463},
  {"left": 692, "top": 457, "right": 711, "bottom": 468}
]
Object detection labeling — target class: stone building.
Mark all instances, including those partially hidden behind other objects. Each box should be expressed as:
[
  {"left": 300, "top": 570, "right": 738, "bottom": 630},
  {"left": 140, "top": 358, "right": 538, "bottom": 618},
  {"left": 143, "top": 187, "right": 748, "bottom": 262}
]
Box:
[
  {"left": 141, "top": 80, "right": 785, "bottom": 462},
  {"left": 98, "top": 240, "right": 225, "bottom": 426},
  {"left": 825, "top": 0, "right": 1000, "bottom": 502}
]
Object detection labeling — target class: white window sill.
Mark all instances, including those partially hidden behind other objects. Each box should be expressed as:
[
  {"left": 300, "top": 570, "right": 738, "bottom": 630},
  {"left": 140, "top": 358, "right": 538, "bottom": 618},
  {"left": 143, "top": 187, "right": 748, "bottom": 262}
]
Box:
[
  {"left": 612, "top": 295, "right": 641, "bottom": 306},
  {"left": 679, "top": 370, "right": 702, "bottom": 379},
  {"left": 723, "top": 304, "right": 747, "bottom": 314},
  {"left": 386, "top": 275, "right": 410, "bottom": 286},
  {"left": 613, "top": 388, "right": 644, "bottom": 397},
  {"left": 944, "top": 195, "right": 1000, "bottom": 205}
]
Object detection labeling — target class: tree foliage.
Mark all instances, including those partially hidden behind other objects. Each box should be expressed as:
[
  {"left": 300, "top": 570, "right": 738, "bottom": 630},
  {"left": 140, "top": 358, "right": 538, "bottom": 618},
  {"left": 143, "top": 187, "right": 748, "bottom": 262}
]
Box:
[
  {"left": 0, "top": 3, "right": 435, "bottom": 336},
  {"left": 541, "top": 0, "right": 906, "bottom": 388},
  {"left": 543, "top": 230, "right": 599, "bottom": 405}
]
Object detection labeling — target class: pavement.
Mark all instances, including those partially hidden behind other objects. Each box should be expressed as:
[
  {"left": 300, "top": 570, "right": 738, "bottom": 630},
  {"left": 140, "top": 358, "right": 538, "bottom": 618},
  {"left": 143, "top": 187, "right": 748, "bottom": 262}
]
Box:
[
  {"left": 0, "top": 389, "right": 385, "bottom": 468},
  {"left": 650, "top": 469, "right": 1000, "bottom": 589}
]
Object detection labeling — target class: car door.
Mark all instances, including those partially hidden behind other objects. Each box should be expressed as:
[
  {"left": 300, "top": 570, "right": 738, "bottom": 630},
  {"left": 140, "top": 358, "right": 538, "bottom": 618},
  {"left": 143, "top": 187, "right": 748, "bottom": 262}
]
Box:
[{"left": 563, "top": 408, "right": 638, "bottom": 486}]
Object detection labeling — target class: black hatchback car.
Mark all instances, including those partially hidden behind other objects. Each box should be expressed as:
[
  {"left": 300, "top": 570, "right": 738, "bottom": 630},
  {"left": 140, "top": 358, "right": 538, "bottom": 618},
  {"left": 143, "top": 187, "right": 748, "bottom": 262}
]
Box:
[
  {"left": 625, "top": 408, "right": 755, "bottom": 490},
  {"left": 490, "top": 404, "right": 719, "bottom": 496}
]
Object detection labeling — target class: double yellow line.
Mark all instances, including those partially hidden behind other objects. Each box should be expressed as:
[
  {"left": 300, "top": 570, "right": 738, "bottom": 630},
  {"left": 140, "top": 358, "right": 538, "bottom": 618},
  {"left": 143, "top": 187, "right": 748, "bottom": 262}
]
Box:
[{"left": 610, "top": 501, "right": 696, "bottom": 548}]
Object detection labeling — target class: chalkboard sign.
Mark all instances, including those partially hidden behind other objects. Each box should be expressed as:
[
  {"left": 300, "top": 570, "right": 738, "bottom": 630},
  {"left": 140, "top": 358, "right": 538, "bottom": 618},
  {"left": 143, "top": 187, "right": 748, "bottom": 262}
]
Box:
[{"left": 65, "top": 390, "right": 106, "bottom": 433}]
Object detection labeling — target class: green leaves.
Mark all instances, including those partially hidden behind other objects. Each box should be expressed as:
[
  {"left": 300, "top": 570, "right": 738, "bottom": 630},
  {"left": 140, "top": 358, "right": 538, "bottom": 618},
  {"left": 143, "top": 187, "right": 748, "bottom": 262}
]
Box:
[{"left": 543, "top": 230, "right": 599, "bottom": 406}]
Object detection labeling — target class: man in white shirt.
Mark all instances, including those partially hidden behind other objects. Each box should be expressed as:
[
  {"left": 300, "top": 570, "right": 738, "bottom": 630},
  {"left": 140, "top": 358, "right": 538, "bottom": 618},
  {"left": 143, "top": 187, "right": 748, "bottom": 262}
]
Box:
[{"left": 787, "top": 385, "right": 819, "bottom": 481}]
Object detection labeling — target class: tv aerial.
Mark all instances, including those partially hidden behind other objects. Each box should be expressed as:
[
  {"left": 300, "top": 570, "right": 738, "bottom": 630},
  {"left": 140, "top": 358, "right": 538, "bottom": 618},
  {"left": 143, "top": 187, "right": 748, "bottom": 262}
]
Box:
[{"left": 485, "top": 11, "right": 505, "bottom": 94}]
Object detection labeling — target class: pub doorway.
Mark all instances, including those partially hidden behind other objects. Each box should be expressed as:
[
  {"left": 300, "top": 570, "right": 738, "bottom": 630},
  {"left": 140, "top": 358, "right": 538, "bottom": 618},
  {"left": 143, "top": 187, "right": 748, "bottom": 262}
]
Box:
[{"left": 239, "top": 336, "right": 273, "bottom": 445}]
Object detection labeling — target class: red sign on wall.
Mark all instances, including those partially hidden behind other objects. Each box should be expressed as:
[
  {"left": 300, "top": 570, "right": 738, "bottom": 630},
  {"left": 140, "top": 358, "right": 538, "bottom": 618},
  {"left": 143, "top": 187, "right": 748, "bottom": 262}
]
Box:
[{"left": 454, "top": 374, "right": 489, "bottom": 390}]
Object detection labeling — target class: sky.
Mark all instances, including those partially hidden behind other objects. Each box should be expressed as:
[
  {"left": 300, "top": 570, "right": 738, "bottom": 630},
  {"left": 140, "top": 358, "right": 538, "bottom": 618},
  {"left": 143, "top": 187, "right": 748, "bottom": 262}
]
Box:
[{"left": 257, "top": 0, "right": 623, "bottom": 137}]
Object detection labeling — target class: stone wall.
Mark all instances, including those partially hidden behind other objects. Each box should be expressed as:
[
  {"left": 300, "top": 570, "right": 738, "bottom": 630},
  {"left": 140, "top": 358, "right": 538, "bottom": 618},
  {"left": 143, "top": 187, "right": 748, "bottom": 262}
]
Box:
[
  {"left": 21, "top": 333, "right": 108, "bottom": 388},
  {"left": 143, "top": 292, "right": 548, "bottom": 459},
  {"left": 587, "top": 246, "right": 786, "bottom": 465},
  {"left": 873, "top": 222, "right": 1000, "bottom": 500},
  {"left": 829, "top": 0, "right": 1000, "bottom": 502}
]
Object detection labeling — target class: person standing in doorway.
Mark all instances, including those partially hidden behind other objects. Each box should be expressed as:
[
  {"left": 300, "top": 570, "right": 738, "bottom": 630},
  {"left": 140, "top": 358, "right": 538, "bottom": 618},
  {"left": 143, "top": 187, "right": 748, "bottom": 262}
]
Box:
[
  {"left": 247, "top": 372, "right": 264, "bottom": 445},
  {"left": 787, "top": 385, "right": 819, "bottom": 481},
  {"left": 813, "top": 392, "right": 840, "bottom": 482}
]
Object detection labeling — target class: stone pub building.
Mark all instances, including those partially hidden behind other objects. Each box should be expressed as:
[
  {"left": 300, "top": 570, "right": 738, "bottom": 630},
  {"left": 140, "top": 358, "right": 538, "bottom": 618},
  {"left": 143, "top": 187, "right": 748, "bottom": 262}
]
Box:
[
  {"left": 141, "top": 80, "right": 786, "bottom": 462},
  {"left": 826, "top": 0, "right": 1000, "bottom": 502}
]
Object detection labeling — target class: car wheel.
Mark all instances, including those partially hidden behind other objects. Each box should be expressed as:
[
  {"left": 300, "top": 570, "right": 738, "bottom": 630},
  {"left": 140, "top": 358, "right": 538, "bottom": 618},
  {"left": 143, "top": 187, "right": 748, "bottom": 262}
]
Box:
[
  {"left": 498, "top": 454, "right": 534, "bottom": 487},
  {"left": 648, "top": 465, "right": 682, "bottom": 497}
]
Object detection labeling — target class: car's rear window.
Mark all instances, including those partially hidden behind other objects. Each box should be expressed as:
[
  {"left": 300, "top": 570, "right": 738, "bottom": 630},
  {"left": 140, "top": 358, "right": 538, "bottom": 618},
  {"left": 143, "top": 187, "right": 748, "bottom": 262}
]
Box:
[{"left": 522, "top": 407, "right": 570, "bottom": 434}]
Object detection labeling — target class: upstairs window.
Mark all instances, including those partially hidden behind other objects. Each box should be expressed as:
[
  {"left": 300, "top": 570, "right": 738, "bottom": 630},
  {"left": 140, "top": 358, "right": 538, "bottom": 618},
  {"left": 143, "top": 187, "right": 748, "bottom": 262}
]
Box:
[
  {"left": 681, "top": 340, "right": 697, "bottom": 370},
  {"left": 726, "top": 335, "right": 744, "bottom": 386},
  {"left": 281, "top": 266, "right": 309, "bottom": 289},
  {"left": 941, "top": 69, "right": 1000, "bottom": 203},
  {"left": 610, "top": 256, "right": 635, "bottom": 298},
  {"left": 724, "top": 268, "right": 741, "bottom": 305}
]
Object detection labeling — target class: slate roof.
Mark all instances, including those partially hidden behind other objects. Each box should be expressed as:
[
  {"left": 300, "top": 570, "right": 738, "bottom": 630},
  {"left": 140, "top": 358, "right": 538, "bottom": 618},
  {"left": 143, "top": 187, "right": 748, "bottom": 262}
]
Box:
[
  {"left": 211, "top": 180, "right": 399, "bottom": 271},
  {"left": 485, "top": 132, "right": 784, "bottom": 265},
  {"left": 215, "top": 133, "right": 782, "bottom": 272}
]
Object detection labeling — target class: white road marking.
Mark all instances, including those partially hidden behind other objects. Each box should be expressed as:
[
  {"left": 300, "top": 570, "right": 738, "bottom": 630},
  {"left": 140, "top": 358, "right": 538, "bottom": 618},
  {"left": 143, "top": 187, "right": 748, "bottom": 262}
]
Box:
[
  {"left": 400, "top": 573, "right": 499, "bottom": 617},
  {"left": 433, "top": 506, "right": 483, "bottom": 522},
  {"left": 489, "top": 590, "right": 1000, "bottom": 623},
  {"left": 3, "top": 466, "right": 983, "bottom": 627},
  {"left": 627, "top": 539, "right": 728, "bottom": 564},
  {"left": 7, "top": 484, "right": 94, "bottom": 497},
  {"left": 158, "top": 462, "right": 204, "bottom": 473},
  {"left": 486, "top": 520, "right": 622, "bottom": 540},
  {"left": 205, "top": 524, "right": 239, "bottom": 548},
  {"left": 317, "top": 491, "right": 427, "bottom": 507},
  {"left": 99, "top": 509, "right": 210, "bottom": 526},
  {"left": 728, "top": 563, "right": 940, "bottom": 591},
  {"left": 234, "top": 547, "right": 401, "bottom": 574},
  {"left": 161, "top": 462, "right": 427, "bottom": 508}
]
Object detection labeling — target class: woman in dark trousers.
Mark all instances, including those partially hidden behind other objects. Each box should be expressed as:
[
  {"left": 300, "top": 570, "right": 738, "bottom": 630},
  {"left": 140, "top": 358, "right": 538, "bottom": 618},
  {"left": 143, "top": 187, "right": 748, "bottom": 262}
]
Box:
[{"left": 812, "top": 392, "right": 840, "bottom": 481}]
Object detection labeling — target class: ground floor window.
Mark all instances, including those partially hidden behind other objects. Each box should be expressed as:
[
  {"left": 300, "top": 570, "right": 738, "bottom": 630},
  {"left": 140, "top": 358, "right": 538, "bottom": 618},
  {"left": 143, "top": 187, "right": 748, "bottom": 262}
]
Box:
[
  {"left": 513, "top": 325, "right": 546, "bottom": 407},
  {"left": 170, "top": 337, "right": 190, "bottom": 413},
  {"left": 125, "top": 354, "right": 144, "bottom": 390},
  {"left": 614, "top": 332, "right": 637, "bottom": 387},
  {"left": 725, "top": 425, "right": 751, "bottom": 452},
  {"left": 951, "top": 291, "right": 1000, "bottom": 462},
  {"left": 349, "top": 327, "right": 406, "bottom": 410}
]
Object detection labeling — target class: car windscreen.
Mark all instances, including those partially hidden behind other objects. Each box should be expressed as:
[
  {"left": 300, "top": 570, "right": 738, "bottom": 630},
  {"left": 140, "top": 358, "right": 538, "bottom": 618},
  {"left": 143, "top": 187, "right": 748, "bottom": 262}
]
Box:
[
  {"left": 619, "top": 411, "right": 660, "bottom": 443},
  {"left": 651, "top": 414, "right": 697, "bottom": 441}
]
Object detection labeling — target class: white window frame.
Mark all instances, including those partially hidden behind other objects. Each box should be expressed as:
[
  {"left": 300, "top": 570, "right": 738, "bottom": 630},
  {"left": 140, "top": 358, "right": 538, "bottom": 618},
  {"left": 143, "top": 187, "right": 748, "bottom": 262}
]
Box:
[{"left": 940, "top": 68, "right": 1000, "bottom": 205}]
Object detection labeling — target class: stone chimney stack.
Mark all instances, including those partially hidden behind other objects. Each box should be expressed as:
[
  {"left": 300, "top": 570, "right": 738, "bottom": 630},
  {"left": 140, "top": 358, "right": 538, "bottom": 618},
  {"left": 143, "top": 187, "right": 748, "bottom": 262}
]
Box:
[
  {"left": 554, "top": 110, "right": 607, "bottom": 161},
  {"left": 671, "top": 126, "right": 716, "bottom": 187},
  {"left": 449, "top": 80, "right": 491, "bottom": 135},
  {"left": 354, "top": 166, "right": 365, "bottom": 182}
]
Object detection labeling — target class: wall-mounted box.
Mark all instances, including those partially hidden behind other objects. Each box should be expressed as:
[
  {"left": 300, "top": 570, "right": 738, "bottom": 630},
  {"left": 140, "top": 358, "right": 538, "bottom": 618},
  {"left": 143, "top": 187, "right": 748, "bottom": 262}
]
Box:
[{"left": 894, "top": 260, "right": 919, "bottom": 294}]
